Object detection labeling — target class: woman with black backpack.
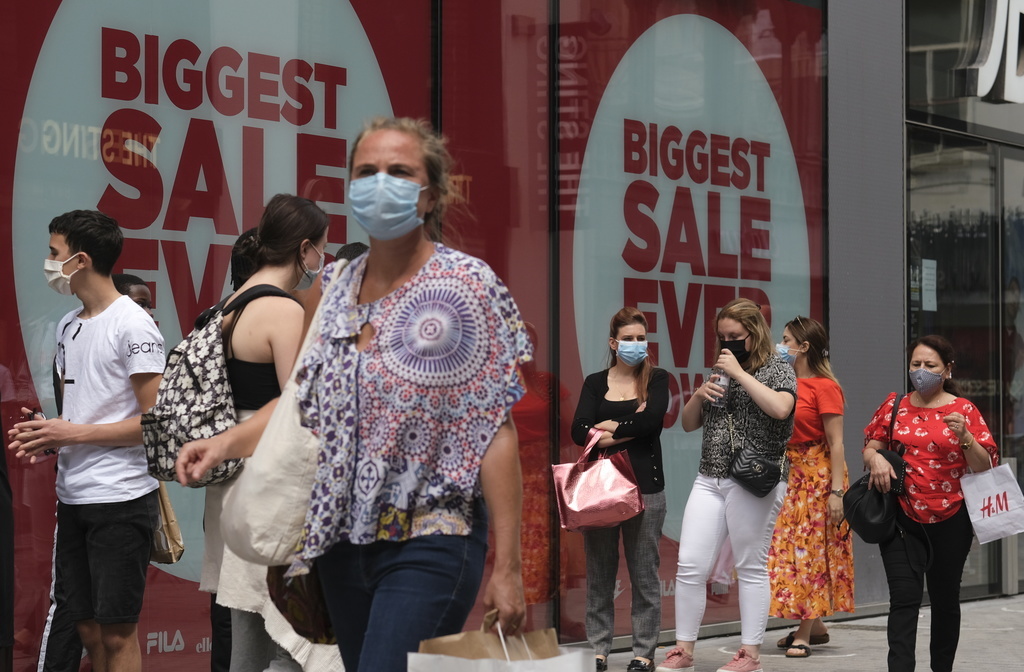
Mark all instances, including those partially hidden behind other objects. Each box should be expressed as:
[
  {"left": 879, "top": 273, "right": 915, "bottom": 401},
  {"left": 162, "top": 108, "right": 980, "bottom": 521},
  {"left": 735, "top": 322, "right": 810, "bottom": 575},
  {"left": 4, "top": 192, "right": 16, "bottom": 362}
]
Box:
[{"left": 199, "top": 194, "right": 332, "bottom": 672}]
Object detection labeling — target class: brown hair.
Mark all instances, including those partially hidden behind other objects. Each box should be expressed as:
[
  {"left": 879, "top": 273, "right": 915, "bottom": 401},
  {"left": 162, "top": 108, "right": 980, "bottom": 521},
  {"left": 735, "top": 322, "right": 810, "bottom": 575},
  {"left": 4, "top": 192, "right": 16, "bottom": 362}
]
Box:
[
  {"left": 349, "top": 117, "right": 453, "bottom": 243},
  {"left": 607, "top": 307, "right": 654, "bottom": 405},
  {"left": 786, "top": 315, "right": 845, "bottom": 401},
  {"left": 235, "top": 194, "right": 329, "bottom": 273},
  {"left": 907, "top": 334, "right": 962, "bottom": 396},
  {"left": 715, "top": 297, "right": 773, "bottom": 372}
]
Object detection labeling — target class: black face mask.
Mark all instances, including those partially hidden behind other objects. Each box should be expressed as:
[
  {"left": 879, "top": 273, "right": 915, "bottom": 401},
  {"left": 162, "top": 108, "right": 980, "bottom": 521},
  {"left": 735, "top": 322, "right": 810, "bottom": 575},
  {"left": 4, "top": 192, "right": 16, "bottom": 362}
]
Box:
[{"left": 720, "top": 338, "right": 751, "bottom": 363}]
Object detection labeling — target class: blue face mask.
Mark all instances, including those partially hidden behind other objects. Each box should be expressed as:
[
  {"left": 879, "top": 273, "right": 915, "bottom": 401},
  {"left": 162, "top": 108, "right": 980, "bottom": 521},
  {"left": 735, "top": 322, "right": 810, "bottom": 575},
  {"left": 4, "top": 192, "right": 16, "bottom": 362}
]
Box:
[
  {"left": 775, "top": 342, "right": 797, "bottom": 365},
  {"left": 349, "top": 172, "right": 427, "bottom": 241},
  {"left": 293, "top": 243, "right": 324, "bottom": 291},
  {"left": 909, "top": 367, "right": 944, "bottom": 396},
  {"left": 616, "top": 340, "right": 648, "bottom": 366}
]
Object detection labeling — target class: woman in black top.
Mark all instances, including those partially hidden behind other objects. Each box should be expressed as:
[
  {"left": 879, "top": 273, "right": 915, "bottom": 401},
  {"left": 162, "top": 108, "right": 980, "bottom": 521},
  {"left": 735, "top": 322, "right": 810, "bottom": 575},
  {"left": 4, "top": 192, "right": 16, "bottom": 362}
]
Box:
[
  {"left": 571, "top": 307, "right": 669, "bottom": 672},
  {"left": 195, "top": 194, "right": 332, "bottom": 671}
]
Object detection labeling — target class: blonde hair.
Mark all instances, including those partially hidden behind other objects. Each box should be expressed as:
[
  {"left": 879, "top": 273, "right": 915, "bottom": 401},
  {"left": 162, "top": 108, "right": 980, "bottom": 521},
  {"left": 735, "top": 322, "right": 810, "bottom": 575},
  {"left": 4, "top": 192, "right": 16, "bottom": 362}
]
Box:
[
  {"left": 349, "top": 117, "right": 453, "bottom": 242},
  {"left": 716, "top": 297, "right": 773, "bottom": 372}
]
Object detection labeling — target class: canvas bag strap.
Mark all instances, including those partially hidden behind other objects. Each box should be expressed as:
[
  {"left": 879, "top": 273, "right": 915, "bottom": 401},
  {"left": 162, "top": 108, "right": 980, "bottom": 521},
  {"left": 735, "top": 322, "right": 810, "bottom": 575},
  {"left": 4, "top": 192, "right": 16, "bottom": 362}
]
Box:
[{"left": 284, "top": 259, "right": 350, "bottom": 382}]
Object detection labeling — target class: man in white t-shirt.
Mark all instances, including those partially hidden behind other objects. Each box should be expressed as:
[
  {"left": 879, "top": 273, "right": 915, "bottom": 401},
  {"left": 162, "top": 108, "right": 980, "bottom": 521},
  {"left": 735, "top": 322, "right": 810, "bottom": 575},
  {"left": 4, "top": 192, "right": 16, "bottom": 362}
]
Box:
[{"left": 6, "top": 210, "right": 165, "bottom": 672}]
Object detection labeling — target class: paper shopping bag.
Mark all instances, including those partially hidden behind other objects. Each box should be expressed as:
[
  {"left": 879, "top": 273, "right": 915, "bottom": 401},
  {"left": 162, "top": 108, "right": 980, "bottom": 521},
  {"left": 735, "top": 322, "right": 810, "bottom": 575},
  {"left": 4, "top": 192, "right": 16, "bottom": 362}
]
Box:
[
  {"left": 960, "top": 463, "right": 1024, "bottom": 544},
  {"left": 407, "top": 647, "right": 590, "bottom": 671},
  {"left": 411, "top": 611, "right": 589, "bottom": 670},
  {"left": 150, "top": 482, "right": 185, "bottom": 564}
]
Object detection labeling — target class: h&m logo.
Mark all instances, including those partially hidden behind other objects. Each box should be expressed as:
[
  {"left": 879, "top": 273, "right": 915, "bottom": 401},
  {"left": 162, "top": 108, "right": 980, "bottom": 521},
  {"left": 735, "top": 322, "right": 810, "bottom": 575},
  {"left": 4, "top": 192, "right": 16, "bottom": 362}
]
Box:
[{"left": 146, "top": 630, "right": 184, "bottom": 654}]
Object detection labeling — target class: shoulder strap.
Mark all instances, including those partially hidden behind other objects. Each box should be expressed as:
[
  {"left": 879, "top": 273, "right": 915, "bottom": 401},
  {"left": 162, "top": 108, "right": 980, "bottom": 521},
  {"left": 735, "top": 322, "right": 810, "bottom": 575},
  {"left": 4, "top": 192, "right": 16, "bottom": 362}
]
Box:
[
  {"left": 284, "top": 258, "right": 351, "bottom": 382},
  {"left": 222, "top": 284, "right": 299, "bottom": 316},
  {"left": 221, "top": 284, "right": 300, "bottom": 358},
  {"left": 887, "top": 393, "right": 905, "bottom": 451}
]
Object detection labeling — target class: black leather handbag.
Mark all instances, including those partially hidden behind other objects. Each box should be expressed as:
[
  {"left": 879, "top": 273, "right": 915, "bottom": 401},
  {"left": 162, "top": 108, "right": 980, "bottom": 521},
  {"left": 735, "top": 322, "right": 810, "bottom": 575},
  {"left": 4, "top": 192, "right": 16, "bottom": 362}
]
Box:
[
  {"left": 843, "top": 394, "right": 906, "bottom": 543},
  {"left": 727, "top": 412, "right": 783, "bottom": 498}
]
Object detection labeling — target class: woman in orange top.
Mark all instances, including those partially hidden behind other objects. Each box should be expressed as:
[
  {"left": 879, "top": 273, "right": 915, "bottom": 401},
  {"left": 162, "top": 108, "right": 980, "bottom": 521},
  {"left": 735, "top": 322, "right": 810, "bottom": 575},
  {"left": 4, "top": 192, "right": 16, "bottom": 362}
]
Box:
[{"left": 767, "top": 316, "right": 854, "bottom": 658}]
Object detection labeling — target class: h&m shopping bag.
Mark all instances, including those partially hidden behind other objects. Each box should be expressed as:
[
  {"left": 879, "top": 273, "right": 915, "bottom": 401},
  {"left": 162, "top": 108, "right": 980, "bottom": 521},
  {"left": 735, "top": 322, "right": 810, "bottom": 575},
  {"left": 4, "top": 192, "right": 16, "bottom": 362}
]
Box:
[
  {"left": 960, "top": 463, "right": 1024, "bottom": 544},
  {"left": 409, "top": 611, "right": 589, "bottom": 671}
]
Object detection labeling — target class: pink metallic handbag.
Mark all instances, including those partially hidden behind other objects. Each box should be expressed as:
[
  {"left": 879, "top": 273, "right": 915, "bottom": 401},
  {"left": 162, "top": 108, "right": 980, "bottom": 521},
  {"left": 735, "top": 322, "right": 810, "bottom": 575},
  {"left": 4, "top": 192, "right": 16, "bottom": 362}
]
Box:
[{"left": 552, "top": 427, "right": 645, "bottom": 532}]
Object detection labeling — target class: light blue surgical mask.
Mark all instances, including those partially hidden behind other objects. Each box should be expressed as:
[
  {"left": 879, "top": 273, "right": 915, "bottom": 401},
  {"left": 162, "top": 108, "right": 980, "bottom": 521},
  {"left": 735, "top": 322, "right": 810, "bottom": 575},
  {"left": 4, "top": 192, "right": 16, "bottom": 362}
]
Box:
[
  {"left": 775, "top": 342, "right": 797, "bottom": 365},
  {"left": 349, "top": 172, "right": 427, "bottom": 241},
  {"left": 616, "top": 340, "right": 648, "bottom": 366},
  {"left": 909, "top": 367, "right": 945, "bottom": 396},
  {"left": 293, "top": 243, "right": 324, "bottom": 291}
]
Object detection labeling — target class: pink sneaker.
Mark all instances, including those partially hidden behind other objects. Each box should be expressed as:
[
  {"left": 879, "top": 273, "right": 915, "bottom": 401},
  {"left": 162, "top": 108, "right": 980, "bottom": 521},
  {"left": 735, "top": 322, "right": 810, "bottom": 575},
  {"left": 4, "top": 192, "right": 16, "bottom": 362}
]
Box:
[
  {"left": 716, "top": 648, "right": 763, "bottom": 672},
  {"left": 655, "top": 647, "right": 694, "bottom": 672}
]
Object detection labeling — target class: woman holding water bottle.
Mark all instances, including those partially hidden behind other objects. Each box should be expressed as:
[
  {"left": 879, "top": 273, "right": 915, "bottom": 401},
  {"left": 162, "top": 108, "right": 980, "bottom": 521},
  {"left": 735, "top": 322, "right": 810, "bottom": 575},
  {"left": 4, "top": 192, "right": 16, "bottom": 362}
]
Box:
[{"left": 657, "top": 298, "right": 796, "bottom": 672}]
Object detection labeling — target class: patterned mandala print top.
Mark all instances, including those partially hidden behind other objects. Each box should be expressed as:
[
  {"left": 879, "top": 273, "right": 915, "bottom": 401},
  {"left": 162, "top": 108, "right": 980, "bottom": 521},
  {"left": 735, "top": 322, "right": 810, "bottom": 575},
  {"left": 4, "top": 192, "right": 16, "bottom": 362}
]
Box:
[
  {"left": 292, "top": 244, "right": 532, "bottom": 573},
  {"left": 698, "top": 355, "right": 796, "bottom": 479},
  {"left": 864, "top": 392, "right": 998, "bottom": 523}
]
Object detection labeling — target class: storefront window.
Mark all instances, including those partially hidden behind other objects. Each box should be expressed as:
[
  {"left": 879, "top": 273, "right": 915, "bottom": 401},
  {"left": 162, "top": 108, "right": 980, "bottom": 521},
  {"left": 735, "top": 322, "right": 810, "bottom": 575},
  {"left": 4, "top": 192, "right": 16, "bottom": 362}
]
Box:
[
  {"left": 907, "top": 126, "right": 1002, "bottom": 596},
  {"left": 908, "top": 0, "right": 1024, "bottom": 146},
  {"left": 1001, "top": 150, "right": 1024, "bottom": 588},
  {"left": 2, "top": 1, "right": 826, "bottom": 666},
  {"left": 554, "top": 0, "right": 824, "bottom": 640}
]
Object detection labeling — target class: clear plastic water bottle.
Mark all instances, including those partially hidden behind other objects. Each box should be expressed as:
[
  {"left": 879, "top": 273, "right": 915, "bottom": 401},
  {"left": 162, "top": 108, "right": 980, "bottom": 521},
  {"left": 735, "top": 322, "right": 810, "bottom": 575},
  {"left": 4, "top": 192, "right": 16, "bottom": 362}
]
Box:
[{"left": 710, "top": 368, "right": 730, "bottom": 408}]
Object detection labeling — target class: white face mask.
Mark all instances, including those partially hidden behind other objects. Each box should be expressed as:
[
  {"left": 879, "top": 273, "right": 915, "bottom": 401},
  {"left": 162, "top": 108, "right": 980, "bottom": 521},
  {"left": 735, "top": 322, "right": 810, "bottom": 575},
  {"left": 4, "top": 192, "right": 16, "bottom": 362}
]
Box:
[
  {"left": 293, "top": 243, "right": 324, "bottom": 291},
  {"left": 43, "top": 252, "right": 82, "bottom": 296}
]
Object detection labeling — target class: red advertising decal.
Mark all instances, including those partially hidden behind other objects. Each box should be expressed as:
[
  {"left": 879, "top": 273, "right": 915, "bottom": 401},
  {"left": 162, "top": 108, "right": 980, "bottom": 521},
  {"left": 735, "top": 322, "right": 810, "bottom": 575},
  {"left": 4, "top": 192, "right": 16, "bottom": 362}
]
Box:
[
  {"left": 1, "top": 1, "right": 429, "bottom": 669},
  {"left": 554, "top": 0, "right": 823, "bottom": 640}
]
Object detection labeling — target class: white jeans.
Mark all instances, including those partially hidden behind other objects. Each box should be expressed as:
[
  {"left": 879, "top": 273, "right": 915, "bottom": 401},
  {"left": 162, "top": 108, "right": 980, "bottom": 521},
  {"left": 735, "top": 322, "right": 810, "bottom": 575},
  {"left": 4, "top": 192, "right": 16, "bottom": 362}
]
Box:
[{"left": 673, "top": 474, "right": 786, "bottom": 645}]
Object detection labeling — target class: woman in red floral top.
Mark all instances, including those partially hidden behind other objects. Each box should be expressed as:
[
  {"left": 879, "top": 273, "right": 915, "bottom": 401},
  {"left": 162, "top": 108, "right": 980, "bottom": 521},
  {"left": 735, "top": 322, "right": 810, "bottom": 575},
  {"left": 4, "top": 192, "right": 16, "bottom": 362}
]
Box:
[{"left": 862, "top": 334, "right": 997, "bottom": 672}]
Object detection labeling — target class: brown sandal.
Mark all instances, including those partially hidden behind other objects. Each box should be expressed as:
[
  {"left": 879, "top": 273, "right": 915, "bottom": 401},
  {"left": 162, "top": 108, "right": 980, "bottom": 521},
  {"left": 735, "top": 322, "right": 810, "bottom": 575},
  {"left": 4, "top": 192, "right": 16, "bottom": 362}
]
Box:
[{"left": 776, "top": 631, "right": 830, "bottom": 649}]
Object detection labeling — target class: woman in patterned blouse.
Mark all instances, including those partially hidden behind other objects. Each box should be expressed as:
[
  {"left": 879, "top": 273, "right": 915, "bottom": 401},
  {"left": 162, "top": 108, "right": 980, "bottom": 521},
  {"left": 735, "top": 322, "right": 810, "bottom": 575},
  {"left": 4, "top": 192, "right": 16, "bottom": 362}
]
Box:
[
  {"left": 862, "top": 334, "right": 997, "bottom": 672},
  {"left": 291, "top": 118, "right": 532, "bottom": 671},
  {"left": 176, "top": 118, "right": 533, "bottom": 672},
  {"left": 658, "top": 298, "right": 796, "bottom": 672}
]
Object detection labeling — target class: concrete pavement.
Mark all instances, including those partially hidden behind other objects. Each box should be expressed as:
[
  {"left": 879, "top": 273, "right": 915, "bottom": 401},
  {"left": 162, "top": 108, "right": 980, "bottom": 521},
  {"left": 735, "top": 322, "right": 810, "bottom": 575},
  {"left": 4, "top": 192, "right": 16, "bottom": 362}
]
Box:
[{"left": 601, "top": 593, "right": 1023, "bottom": 671}]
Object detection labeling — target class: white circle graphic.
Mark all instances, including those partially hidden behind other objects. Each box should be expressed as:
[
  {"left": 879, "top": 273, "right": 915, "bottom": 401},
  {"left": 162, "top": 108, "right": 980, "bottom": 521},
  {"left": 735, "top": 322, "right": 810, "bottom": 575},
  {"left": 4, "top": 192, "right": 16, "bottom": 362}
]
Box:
[{"left": 572, "top": 15, "right": 810, "bottom": 540}]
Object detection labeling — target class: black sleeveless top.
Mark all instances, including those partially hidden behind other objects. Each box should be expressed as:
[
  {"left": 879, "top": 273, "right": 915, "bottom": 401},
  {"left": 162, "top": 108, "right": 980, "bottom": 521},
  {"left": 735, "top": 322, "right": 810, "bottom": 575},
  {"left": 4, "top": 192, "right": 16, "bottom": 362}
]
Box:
[{"left": 220, "top": 285, "right": 301, "bottom": 410}]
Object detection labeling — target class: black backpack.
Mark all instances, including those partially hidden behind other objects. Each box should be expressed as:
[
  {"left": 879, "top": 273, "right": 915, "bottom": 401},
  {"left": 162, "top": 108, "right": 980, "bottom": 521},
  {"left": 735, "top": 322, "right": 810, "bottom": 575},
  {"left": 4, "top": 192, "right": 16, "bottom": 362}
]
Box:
[{"left": 143, "top": 285, "right": 295, "bottom": 487}]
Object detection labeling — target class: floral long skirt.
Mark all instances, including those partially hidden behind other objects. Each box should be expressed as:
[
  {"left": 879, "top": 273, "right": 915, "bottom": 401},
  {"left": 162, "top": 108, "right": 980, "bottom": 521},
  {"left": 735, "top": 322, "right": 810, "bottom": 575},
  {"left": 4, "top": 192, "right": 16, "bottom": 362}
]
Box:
[{"left": 768, "top": 441, "right": 855, "bottom": 619}]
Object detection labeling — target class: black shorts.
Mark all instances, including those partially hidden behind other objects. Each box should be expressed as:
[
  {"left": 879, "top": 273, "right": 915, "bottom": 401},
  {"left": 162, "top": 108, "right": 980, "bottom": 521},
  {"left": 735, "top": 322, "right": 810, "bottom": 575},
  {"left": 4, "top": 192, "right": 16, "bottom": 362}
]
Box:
[{"left": 56, "top": 489, "right": 158, "bottom": 625}]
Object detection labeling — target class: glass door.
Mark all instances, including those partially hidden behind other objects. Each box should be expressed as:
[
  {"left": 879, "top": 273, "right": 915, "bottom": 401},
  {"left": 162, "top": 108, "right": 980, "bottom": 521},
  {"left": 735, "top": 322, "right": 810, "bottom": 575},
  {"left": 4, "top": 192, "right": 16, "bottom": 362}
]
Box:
[
  {"left": 908, "top": 126, "right": 1002, "bottom": 597},
  {"left": 1000, "top": 149, "right": 1024, "bottom": 591}
]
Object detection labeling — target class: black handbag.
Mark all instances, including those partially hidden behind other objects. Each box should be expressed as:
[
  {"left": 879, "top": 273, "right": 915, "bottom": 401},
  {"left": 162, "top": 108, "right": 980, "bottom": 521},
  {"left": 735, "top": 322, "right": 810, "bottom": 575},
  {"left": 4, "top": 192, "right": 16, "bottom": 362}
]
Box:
[
  {"left": 727, "top": 412, "right": 783, "bottom": 498},
  {"left": 842, "top": 394, "right": 907, "bottom": 543}
]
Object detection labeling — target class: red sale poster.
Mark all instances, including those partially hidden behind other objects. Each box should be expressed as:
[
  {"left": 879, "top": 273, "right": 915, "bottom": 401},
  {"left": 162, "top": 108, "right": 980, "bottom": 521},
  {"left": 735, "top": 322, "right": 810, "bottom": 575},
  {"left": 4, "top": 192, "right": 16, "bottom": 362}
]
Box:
[
  {"left": 551, "top": 0, "right": 823, "bottom": 641},
  {"left": 1, "top": 1, "right": 430, "bottom": 668}
]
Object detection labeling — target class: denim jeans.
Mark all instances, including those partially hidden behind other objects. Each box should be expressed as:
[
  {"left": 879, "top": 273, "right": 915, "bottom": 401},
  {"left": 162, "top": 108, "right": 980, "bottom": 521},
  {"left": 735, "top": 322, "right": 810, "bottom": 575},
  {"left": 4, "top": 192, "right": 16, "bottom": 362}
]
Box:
[{"left": 316, "top": 504, "right": 488, "bottom": 672}]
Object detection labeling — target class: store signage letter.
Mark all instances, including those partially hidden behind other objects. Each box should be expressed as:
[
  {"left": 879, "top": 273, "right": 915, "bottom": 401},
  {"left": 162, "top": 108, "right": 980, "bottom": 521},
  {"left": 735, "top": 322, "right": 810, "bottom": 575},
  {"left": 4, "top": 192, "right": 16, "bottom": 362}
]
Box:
[{"left": 964, "top": 0, "right": 1024, "bottom": 102}]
